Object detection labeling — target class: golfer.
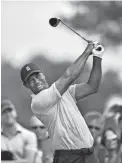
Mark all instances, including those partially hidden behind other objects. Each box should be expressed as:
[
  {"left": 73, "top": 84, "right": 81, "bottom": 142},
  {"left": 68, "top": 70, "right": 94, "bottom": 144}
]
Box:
[{"left": 20, "top": 41, "right": 104, "bottom": 163}]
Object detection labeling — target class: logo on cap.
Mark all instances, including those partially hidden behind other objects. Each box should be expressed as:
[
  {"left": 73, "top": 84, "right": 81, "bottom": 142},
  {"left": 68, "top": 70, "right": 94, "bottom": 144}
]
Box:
[{"left": 26, "top": 66, "right": 31, "bottom": 71}]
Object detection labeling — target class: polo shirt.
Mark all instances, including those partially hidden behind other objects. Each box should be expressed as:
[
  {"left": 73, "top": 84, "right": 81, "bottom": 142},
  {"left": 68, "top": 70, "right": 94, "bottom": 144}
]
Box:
[
  {"left": 31, "top": 83, "right": 94, "bottom": 152},
  {"left": 1, "top": 123, "right": 38, "bottom": 160}
]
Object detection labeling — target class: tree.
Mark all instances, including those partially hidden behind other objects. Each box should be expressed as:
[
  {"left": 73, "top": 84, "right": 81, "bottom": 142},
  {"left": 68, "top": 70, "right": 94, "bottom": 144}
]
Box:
[{"left": 61, "top": 1, "right": 122, "bottom": 46}]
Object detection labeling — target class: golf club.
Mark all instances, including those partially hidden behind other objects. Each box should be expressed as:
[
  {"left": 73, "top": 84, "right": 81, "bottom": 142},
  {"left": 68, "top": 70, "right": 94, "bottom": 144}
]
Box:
[{"left": 49, "top": 18, "right": 102, "bottom": 51}]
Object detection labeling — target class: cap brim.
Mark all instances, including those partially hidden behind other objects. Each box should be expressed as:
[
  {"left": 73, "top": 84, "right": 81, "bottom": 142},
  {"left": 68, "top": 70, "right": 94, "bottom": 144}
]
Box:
[
  {"left": 1, "top": 105, "right": 15, "bottom": 113},
  {"left": 31, "top": 124, "right": 45, "bottom": 128},
  {"left": 24, "top": 70, "right": 41, "bottom": 83},
  {"left": 107, "top": 135, "right": 117, "bottom": 140},
  {"left": 29, "top": 116, "right": 45, "bottom": 127}
]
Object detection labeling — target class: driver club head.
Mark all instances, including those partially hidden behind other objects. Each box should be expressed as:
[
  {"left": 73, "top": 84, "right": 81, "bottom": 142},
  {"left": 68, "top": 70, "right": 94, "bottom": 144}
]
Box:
[{"left": 49, "top": 18, "right": 61, "bottom": 27}]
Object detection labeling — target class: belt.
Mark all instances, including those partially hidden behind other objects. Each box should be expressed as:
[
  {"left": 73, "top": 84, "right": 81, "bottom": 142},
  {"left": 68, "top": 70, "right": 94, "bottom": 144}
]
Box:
[{"left": 55, "top": 146, "right": 94, "bottom": 157}]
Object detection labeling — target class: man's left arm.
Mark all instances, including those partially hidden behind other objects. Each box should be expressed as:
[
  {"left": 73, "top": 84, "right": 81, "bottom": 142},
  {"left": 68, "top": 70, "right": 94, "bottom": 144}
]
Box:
[
  {"left": 24, "top": 131, "right": 40, "bottom": 161},
  {"left": 75, "top": 44, "right": 104, "bottom": 101}
]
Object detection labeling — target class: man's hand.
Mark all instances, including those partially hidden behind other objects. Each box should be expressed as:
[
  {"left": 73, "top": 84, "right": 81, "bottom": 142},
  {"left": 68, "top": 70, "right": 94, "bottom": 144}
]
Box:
[
  {"left": 92, "top": 41, "right": 104, "bottom": 58},
  {"left": 85, "top": 41, "right": 104, "bottom": 56},
  {"left": 85, "top": 41, "right": 94, "bottom": 54}
]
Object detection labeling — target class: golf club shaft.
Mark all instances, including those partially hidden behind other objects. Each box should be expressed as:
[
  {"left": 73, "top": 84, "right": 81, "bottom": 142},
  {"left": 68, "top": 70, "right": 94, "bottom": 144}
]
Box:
[{"left": 61, "top": 20, "right": 90, "bottom": 43}]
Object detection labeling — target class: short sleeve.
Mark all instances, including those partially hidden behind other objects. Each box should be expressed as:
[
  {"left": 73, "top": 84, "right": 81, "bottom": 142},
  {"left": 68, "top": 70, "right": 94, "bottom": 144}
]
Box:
[
  {"left": 21, "top": 127, "right": 38, "bottom": 160},
  {"left": 24, "top": 131, "right": 37, "bottom": 149},
  {"left": 68, "top": 84, "right": 77, "bottom": 103},
  {"left": 31, "top": 83, "right": 61, "bottom": 114}
]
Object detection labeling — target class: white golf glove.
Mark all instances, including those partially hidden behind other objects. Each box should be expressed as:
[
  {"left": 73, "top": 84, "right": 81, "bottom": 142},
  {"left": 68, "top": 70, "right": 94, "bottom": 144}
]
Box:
[{"left": 92, "top": 41, "right": 104, "bottom": 59}]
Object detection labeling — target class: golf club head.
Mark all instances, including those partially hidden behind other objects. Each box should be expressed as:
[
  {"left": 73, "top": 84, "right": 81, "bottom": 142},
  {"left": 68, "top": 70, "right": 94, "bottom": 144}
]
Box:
[{"left": 49, "top": 18, "right": 61, "bottom": 27}]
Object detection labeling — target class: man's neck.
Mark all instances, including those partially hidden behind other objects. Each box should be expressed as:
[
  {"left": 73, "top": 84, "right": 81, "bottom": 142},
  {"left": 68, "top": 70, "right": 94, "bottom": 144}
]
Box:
[
  {"left": 38, "top": 131, "right": 49, "bottom": 141},
  {"left": 108, "top": 149, "right": 117, "bottom": 157},
  {"left": 2, "top": 123, "right": 17, "bottom": 138}
]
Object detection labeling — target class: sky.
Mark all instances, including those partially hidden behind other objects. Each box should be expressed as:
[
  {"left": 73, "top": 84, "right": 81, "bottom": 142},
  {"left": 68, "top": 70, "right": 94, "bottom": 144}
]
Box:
[{"left": 1, "top": 1, "right": 122, "bottom": 81}]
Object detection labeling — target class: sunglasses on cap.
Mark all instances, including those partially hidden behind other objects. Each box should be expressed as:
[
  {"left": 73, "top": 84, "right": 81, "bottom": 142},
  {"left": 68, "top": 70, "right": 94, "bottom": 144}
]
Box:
[
  {"left": 88, "top": 125, "right": 100, "bottom": 131},
  {"left": 31, "top": 126, "right": 45, "bottom": 130},
  {"left": 2, "top": 108, "right": 13, "bottom": 114}
]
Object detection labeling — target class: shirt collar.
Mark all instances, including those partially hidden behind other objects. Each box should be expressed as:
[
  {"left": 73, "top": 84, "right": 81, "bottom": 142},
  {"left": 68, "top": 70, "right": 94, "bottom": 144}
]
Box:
[
  {"left": 31, "top": 94, "right": 35, "bottom": 98},
  {"left": 15, "top": 123, "right": 23, "bottom": 132},
  {"left": 1, "top": 123, "right": 22, "bottom": 136}
]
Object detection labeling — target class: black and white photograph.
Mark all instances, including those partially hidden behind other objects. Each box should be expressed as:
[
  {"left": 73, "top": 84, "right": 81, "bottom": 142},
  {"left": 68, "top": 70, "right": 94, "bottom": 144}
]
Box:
[{"left": 1, "top": 1, "right": 122, "bottom": 163}]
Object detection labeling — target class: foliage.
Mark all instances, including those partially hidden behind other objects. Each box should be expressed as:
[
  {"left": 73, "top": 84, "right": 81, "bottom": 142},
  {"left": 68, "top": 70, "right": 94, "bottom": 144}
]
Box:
[{"left": 61, "top": 1, "right": 122, "bottom": 46}]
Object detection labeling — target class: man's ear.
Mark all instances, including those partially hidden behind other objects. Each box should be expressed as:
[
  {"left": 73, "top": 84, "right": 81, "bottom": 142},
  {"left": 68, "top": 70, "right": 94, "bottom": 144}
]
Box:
[{"left": 13, "top": 110, "right": 17, "bottom": 118}]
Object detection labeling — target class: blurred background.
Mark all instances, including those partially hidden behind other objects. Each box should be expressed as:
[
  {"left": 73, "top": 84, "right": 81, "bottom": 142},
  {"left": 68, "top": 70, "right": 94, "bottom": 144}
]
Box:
[{"left": 1, "top": 1, "right": 122, "bottom": 128}]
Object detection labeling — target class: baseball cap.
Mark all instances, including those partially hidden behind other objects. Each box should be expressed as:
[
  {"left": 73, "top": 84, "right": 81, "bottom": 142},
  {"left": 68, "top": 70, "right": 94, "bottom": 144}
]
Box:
[
  {"left": 85, "top": 111, "right": 104, "bottom": 129},
  {"left": 105, "top": 130, "right": 118, "bottom": 140},
  {"left": 29, "top": 116, "right": 45, "bottom": 128},
  {"left": 20, "top": 63, "right": 41, "bottom": 83},
  {"left": 1, "top": 100, "right": 15, "bottom": 113},
  {"left": 85, "top": 111, "right": 101, "bottom": 124}
]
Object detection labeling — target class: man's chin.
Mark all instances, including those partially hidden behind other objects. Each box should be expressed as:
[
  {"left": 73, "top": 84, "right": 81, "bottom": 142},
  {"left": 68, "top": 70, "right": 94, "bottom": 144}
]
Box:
[
  {"left": 6, "top": 122, "right": 15, "bottom": 126},
  {"left": 34, "top": 87, "right": 46, "bottom": 94}
]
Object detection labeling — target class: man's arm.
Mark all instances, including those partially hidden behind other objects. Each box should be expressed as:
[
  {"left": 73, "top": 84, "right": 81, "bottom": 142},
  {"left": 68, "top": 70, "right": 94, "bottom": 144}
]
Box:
[
  {"left": 24, "top": 131, "right": 39, "bottom": 161},
  {"left": 75, "top": 56, "right": 102, "bottom": 101},
  {"left": 55, "top": 42, "right": 94, "bottom": 95}
]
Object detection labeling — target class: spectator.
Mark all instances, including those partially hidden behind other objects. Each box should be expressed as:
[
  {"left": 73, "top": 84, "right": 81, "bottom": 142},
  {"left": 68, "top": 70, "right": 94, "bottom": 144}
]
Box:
[
  {"left": 118, "top": 115, "right": 122, "bottom": 153},
  {"left": 85, "top": 111, "right": 104, "bottom": 145},
  {"left": 103, "top": 103, "right": 122, "bottom": 142},
  {"left": 1, "top": 99, "right": 41, "bottom": 162},
  {"left": 85, "top": 111, "right": 107, "bottom": 163},
  {"left": 101, "top": 128, "right": 121, "bottom": 163},
  {"left": 30, "top": 116, "right": 53, "bottom": 163}
]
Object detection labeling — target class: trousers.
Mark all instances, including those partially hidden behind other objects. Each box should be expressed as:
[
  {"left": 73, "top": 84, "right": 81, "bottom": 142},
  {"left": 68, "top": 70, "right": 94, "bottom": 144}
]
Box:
[{"left": 53, "top": 147, "right": 100, "bottom": 163}]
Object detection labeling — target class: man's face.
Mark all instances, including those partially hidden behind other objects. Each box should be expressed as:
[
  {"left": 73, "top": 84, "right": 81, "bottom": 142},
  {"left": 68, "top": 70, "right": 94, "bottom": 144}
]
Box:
[
  {"left": 119, "top": 119, "right": 122, "bottom": 131},
  {"left": 105, "top": 130, "right": 118, "bottom": 150},
  {"left": 105, "top": 139, "right": 118, "bottom": 150},
  {"left": 88, "top": 125, "right": 101, "bottom": 139},
  {"left": 25, "top": 72, "right": 49, "bottom": 94},
  {"left": 31, "top": 125, "right": 48, "bottom": 140},
  {"left": 1, "top": 108, "right": 16, "bottom": 126}
]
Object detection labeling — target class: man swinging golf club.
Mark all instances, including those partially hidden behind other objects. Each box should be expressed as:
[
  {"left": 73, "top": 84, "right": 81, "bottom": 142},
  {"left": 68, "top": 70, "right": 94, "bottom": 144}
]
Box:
[{"left": 20, "top": 20, "right": 104, "bottom": 162}]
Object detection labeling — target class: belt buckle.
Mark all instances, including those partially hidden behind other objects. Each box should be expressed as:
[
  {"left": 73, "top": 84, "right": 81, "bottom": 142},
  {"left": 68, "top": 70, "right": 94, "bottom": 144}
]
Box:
[
  {"left": 80, "top": 148, "right": 86, "bottom": 155},
  {"left": 88, "top": 147, "right": 94, "bottom": 154},
  {"left": 80, "top": 147, "right": 94, "bottom": 155}
]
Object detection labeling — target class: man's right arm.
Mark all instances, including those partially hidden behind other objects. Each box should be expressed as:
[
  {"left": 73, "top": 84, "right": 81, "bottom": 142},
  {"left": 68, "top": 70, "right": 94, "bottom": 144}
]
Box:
[
  {"left": 55, "top": 42, "right": 94, "bottom": 95},
  {"left": 32, "top": 42, "right": 94, "bottom": 114}
]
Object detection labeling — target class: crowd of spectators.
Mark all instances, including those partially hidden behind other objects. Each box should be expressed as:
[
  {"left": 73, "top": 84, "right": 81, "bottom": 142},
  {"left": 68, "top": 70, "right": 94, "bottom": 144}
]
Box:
[{"left": 1, "top": 99, "right": 122, "bottom": 163}]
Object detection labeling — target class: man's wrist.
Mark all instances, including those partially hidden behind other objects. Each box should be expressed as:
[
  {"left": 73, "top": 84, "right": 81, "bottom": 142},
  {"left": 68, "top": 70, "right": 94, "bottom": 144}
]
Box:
[
  {"left": 93, "top": 54, "right": 103, "bottom": 59},
  {"left": 85, "top": 42, "right": 94, "bottom": 53},
  {"left": 85, "top": 47, "right": 93, "bottom": 55},
  {"left": 93, "top": 55, "right": 102, "bottom": 60}
]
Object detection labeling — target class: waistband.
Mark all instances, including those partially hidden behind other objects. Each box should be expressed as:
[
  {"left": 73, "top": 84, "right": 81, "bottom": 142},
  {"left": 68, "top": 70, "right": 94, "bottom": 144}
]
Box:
[{"left": 55, "top": 146, "right": 94, "bottom": 157}]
